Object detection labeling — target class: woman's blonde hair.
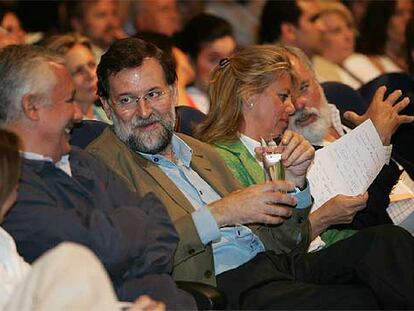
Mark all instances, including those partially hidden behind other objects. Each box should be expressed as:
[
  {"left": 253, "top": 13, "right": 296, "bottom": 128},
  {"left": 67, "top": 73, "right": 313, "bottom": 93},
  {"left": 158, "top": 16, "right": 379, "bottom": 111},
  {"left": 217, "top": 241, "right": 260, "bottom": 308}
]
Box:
[
  {"left": 43, "top": 32, "right": 93, "bottom": 55},
  {"left": 0, "top": 129, "right": 21, "bottom": 208},
  {"left": 194, "top": 44, "right": 293, "bottom": 144},
  {"left": 318, "top": 1, "right": 357, "bottom": 33}
]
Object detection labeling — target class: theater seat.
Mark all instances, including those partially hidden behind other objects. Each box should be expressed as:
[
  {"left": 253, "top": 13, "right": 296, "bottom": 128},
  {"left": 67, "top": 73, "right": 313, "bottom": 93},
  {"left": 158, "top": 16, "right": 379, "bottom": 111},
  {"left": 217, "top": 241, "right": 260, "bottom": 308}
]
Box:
[
  {"left": 175, "top": 106, "right": 206, "bottom": 137},
  {"left": 70, "top": 120, "right": 108, "bottom": 149},
  {"left": 358, "top": 72, "right": 414, "bottom": 103},
  {"left": 321, "top": 81, "right": 368, "bottom": 128}
]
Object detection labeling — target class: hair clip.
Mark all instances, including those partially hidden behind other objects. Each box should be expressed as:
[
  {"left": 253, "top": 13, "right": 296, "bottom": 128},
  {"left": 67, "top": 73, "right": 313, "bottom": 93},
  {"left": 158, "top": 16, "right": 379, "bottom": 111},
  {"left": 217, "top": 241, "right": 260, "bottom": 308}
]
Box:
[{"left": 219, "top": 58, "right": 230, "bottom": 69}]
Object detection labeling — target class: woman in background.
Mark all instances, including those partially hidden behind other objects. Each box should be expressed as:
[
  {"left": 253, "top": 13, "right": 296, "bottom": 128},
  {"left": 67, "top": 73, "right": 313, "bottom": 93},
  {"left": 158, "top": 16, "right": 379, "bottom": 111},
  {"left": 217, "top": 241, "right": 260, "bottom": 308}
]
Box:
[
  {"left": 43, "top": 33, "right": 111, "bottom": 123},
  {"left": 345, "top": 0, "right": 412, "bottom": 80}
]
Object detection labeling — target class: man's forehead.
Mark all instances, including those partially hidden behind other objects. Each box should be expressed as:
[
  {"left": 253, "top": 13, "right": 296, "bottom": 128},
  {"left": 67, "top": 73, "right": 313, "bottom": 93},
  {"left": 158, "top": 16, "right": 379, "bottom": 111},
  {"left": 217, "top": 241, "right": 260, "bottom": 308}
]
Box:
[{"left": 108, "top": 58, "right": 167, "bottom": 92}]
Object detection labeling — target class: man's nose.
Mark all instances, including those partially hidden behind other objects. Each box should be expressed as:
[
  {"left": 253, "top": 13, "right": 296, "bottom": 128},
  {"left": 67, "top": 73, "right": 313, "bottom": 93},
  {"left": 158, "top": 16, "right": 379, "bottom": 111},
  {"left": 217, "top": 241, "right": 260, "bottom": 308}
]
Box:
[
  {"left": 135, "top": 98, "right": 153, "bottom": 118},
  {"left": 293, "top": 94, "right": 306, "bottom": 110}
]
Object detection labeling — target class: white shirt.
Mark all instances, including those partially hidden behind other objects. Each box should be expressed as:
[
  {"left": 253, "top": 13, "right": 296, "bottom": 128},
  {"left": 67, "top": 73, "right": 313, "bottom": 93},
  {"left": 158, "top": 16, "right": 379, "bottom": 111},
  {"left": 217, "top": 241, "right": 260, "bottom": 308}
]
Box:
[
  {"left": 22, "top": 152, "right": 72, "bottom": 177},
  {"left": 0, "top": 227, "right": 30, "bottom": 310},
  {"left": 186, "top": 86, "right": 210, "bottom": 114},
  {"left": 343, "top": 53, "right": 402, "bottom": 84}
]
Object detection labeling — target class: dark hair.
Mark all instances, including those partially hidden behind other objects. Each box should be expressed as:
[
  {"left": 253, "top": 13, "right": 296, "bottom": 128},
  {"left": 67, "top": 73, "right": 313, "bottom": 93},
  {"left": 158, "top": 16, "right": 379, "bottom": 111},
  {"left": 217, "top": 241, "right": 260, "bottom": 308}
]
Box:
[
  {"left": 259, "top": 0, "right": 301, "bottom": 44},
  {"left": 134, "top": 31, "right": 176, "bottom": 70},
  {"left": 407, "top": 18, "right": 414, "bottom": 74},
  {"left": 356, "top": 0, "right": 396, "bottom": 55},
  {"left": 0, "top": 129, "right": 20, "bottom": 209},
  {"left": 97, "top": 37, "right": 177, "bottom": 98},
  {"left": 175, "top": 13, "right": 234, "bottom": 60}
]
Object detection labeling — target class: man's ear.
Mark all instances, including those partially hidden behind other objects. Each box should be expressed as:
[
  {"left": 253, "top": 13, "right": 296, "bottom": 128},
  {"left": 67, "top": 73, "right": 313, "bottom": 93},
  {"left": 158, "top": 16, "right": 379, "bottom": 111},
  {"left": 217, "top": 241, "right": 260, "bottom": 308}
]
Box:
[
  {"left": 99, "top": 97, "right": 112, "bottom": 121},
  {"left": 170, "top": 83, "right": 179, "bottom": 107},
  {"left": 280, "top": 22, "right": 298, "bottom": 44},
  {"left": 21, "top": 93, "right": 41, "bottom": 121}
]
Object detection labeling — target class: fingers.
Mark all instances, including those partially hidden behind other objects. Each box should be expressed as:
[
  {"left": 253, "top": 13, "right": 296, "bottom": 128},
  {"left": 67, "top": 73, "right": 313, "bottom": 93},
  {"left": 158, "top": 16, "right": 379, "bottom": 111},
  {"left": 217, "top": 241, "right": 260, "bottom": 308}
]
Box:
[
  {"left": 261, "top": 180, "right": 296, "bottom": 193},
  {"left": 399, "top": 115, "right": 414, "bottom": 124},
  {"left": 262, "top": 190, "right": 297, "bottom": 207},
  {"left": 382, "top": 89, "right": 402, "bottom": 106},
  {"left": 343, "top": 110, "right": 362, "bottom": 125},
  {"left": 372, "top": 85, "right": 387, "bottom": 104},
  {"left": 262, "top": 203, "right": 292, "bottom": 218},
  {"left": 131, "top": 295, "right": 165, "bottom": 311},
  {"left": 393, "top": 96, "right": 410, "bottom": 113}
]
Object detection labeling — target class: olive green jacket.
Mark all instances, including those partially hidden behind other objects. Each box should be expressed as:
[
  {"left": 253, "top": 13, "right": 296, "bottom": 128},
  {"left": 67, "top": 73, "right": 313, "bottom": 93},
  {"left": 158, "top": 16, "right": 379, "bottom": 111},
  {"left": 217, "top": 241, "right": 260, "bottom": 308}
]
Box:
[
  {"left": 86, "top": 129, "right": 311, "bottom": 286},
  {"left": 213, "top": 139, "right": 357, "bottom": 248}
]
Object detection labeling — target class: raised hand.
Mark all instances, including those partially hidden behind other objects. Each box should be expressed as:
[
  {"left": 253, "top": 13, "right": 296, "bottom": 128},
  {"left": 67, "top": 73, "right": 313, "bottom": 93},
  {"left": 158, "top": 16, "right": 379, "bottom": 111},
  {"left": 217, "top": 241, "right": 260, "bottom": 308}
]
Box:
[
  {"left": 344, "top": 86, "right": 414, "bottom": 145},
  {"left": 208, "top": 181, "right": 297, "bottom": 227}
]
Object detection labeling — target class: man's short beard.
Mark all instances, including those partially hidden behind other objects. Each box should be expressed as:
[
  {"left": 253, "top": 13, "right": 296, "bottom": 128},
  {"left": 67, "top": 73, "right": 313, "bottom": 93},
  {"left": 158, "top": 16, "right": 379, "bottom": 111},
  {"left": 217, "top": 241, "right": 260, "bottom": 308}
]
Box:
[
  {"left": 111, "top": 108, "right": 175, "bottom": 155},
  {"left": 288, "top": 91, "right": 332, "bottom": 145}
]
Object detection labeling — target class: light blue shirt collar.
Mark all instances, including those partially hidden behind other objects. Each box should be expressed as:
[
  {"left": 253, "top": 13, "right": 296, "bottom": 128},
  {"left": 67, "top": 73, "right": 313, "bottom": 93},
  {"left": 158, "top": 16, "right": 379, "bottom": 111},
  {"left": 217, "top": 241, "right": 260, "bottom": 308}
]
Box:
[{"left": 139, "top": 134, "right": 193, "bottom": 167}]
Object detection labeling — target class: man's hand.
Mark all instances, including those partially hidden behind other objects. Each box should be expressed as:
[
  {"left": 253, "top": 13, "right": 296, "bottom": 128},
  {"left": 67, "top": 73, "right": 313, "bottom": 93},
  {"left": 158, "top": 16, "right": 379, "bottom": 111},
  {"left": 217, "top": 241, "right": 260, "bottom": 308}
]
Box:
[
  {"left": 344, "top": 86, "right": 414, "bottom": 145},
  {"left": 208, "top": 181, "right": 297, "bottom": 227},
  {"left": 129, "top": 295, "right": 165, "bottom": 311},
  {"left": 309, "top": 193, "right": 368, "bottom": 239},
  {"left": 255, "top": 131, "right": 314, "bottom": 188}
]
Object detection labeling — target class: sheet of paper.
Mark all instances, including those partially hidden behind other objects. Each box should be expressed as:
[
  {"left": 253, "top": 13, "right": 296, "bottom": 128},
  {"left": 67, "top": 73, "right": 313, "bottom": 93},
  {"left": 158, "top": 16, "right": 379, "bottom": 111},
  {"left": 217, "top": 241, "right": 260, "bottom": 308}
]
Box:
[
  {"left": 308, "top": 119, "right": 386, "bottom": 211},
  {"left": 387, "top": 171, "right": 414, "bottom": 233}
]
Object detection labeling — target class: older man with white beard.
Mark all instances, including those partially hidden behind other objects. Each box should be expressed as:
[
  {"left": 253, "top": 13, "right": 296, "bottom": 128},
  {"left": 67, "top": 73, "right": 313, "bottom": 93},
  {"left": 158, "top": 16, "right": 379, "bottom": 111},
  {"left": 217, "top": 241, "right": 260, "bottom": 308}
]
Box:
[{"left": 285, "top": 45, "right": 414, "bottom": 232}]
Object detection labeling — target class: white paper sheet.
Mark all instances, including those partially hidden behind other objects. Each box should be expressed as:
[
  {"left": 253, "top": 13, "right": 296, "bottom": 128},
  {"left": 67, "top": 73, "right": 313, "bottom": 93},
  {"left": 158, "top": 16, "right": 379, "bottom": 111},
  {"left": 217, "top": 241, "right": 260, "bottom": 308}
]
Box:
[
  {"left": 387, "top": 171, "right": 414, "bottom": 233},
  {"left": 308, "top": 119, "right": 387, "bottom": 211}
]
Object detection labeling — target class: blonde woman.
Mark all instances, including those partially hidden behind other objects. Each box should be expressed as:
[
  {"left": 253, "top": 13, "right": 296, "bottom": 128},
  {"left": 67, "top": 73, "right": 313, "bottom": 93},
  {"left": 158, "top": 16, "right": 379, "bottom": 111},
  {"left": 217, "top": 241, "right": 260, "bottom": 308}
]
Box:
[
  {"left": 195, "top": 44, "right": 358, "bottom": 249},
  {"left": 43, "top": 33, "right": 111, "bottom": 123}
]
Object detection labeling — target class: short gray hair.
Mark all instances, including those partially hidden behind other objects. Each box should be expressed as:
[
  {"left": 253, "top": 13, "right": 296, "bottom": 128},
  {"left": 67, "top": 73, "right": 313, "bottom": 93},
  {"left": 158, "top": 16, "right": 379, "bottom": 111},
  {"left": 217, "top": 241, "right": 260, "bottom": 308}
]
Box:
[
  {"left": 0, "top": 45, "right": 65, "bottom": 126},
  {"left": 281, "top": 45, "right": 316, "bottom": 76}
]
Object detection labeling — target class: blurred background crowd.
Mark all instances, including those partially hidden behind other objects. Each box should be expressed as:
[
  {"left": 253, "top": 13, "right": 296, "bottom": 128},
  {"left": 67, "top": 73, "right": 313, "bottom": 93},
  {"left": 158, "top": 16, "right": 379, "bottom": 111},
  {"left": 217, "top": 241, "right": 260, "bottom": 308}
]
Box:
[{"left": 0, "top": 0, "right": 413, "bottom": 116}]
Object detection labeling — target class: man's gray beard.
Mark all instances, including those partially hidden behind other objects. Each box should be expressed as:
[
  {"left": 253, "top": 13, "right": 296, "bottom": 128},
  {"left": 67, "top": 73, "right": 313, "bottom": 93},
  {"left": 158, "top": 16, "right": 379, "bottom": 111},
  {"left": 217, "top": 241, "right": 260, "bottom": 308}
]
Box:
[
  {"left": 288, "top": 93, "right": 332, "bottom": 145},
  {"left": 111, "top": 109, "right": 175, "bottom": 154}
]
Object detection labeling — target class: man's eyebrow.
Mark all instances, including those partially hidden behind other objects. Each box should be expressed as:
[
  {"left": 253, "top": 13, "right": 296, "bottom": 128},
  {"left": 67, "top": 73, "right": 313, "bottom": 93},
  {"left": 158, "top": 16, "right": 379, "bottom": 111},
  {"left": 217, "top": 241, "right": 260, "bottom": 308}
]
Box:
[{"left": 309, "top": 13, "right": 321, "bottom": 23}]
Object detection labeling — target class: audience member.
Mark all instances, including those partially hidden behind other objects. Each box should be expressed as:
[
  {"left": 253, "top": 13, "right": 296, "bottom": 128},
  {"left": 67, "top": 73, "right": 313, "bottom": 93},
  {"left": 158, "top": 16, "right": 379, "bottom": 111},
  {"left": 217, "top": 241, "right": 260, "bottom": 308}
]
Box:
[
  {"left": 68, "top": 0, "right": 126, "bottom": 61},
  {"left": 0, "top": 44, "right": 195, "bottom": 309},
  {"left": 0, "top": 129, "right": 165, "bottom": 311},
  {"left": 205, "top": 0, "right": 265, "bottom": 46},
  {"left": 132, "top": 0, "right": 181, "bottom": 36},
  {"left": 286, "top": 45, "right": 414, "bottom": 228},
  {"left": 87, "top": 37, "right": 414, "bottom": 309},
  {"left": 43, "top": 32, "right": 111, "bottom": 123},
  {"left": 341, "top": 0, "right": 369, "bottom": 30},
  {"left": 176, "top": 13, "right": 236, "bottom": 114},
  {"left": 346, "top": 0, "right": 412, "bottom": 81},
  {"left": 0, "top": 5, "right": 26, "bottom": 48},
  {"left": 135, "top": 31, "right": 196, "bottom": 108},
  {"left": 406, "top": 17, "right": 414, "bottom": 75},
  {"left": 259, "top": 0, "right": 323, "bottom": 58},
  {"left": 312, "top": 2, "right": 363, "bottom": 88}
]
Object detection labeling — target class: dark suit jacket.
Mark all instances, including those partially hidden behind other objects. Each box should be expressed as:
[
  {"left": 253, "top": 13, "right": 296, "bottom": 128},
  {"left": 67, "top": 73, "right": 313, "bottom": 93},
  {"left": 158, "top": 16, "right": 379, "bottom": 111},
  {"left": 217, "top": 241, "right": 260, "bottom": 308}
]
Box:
[
  {"left": 87, "top": 129, "right": 311, "bottom": 286},
  {"left": 3, "top": 148, "right": 195, "bottom": 308}
]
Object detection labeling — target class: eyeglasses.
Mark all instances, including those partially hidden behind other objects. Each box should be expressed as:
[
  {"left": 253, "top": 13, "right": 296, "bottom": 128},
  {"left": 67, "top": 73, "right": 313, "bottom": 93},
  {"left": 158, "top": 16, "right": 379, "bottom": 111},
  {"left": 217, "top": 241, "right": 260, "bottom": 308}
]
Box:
[{"left": 109, "top": 86, "right": 171, "bottom": 112}]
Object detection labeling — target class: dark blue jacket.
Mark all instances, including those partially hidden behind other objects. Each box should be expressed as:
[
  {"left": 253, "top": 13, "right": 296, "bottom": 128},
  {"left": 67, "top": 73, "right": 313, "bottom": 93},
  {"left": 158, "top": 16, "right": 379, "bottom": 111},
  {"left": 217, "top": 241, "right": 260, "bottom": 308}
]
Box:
[{"left": 3, "top": 147, "right": 195, "bottom": 308}]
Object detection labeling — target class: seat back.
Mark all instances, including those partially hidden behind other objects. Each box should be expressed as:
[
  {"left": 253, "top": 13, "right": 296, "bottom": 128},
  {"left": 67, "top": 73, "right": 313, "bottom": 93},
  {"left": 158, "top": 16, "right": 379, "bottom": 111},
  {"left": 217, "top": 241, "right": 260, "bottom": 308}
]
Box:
[
  {"left": 174, "top": 106, "right": 206, "bottom": 137},
  {"left": 70, "top": 120, "right": 108, "bottom": 149},
  {"left": 358, "top": 72, "right": 414, "bottom": 103},
  {"left": 321, "top": 81, "right": 368, "bottom": 128}
]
